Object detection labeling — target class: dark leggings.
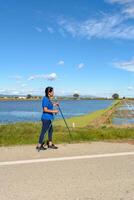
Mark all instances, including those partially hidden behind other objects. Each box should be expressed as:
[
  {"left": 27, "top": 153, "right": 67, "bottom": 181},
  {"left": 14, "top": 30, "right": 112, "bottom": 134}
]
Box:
[{"left": 39, "top": 119, "right": 53, "bottom": 144}]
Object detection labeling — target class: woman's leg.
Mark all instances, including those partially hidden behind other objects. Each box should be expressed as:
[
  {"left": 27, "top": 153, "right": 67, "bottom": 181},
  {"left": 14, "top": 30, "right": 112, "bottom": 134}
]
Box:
[
  {"left": 38, "top": 119, "right": 51, "bottom": 144},
  {"left": 48, "top": 123, "right": 58, "bottom": 149},
  {"left": 48, "top": 123, "right": 53, "bottom": 142}
]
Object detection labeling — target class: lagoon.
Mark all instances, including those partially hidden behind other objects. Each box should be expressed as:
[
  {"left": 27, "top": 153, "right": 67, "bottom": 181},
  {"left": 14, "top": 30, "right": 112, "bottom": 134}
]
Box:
[
  {"left": 0, "top": 100, "right": 113, "bottom": 124},
  {"left": 112, "top": 100, "right": 134, "bottom": 125}
]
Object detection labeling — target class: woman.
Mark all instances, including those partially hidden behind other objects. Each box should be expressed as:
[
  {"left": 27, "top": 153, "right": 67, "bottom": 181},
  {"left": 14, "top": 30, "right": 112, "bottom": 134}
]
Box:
[{"left": 36, "top": 87, "right": 59, "bottom": 151}]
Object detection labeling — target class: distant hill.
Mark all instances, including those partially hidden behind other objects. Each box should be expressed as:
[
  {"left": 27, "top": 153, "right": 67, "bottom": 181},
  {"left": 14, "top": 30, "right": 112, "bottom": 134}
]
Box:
[
  {"left": 0, "top": 94, "right": 26, "bottom": 97},
  {"left": 0, "top": 94, "right": 109, "bottom": 99}
]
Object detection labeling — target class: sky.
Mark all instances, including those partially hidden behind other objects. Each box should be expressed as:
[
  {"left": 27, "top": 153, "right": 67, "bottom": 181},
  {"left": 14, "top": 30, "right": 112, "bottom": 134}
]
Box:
[{"left": 1, "top": 0, "right": 134, "bottom": 97}]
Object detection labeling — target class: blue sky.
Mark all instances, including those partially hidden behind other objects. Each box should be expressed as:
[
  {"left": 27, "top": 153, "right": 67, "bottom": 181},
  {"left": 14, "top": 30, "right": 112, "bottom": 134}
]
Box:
[{"left": 1, "top": 0, "right": 134, "bottom": 97}]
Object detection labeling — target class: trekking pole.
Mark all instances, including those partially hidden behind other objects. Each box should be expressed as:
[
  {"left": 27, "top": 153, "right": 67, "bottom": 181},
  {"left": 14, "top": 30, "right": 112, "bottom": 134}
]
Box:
[
  {"left": 57, "top": 104, "right": 72, "bottom": 138},
  {"left": 54, "top": 97, "right": 72, "bottom": 138}
]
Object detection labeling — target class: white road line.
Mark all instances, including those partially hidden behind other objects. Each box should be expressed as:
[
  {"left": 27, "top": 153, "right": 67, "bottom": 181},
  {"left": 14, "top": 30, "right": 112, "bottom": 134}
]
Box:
[{"left": 0, "top": 151, "right": 134, "bottom": 167}]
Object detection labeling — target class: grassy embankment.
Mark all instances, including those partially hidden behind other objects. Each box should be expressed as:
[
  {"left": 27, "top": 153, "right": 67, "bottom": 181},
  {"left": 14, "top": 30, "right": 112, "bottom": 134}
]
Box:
[
  {"left": 0, "top": 100, "right": 134, "bottom": 146},
  {"left": 54, "top": 100, "right": 121, "bottom": 127}
]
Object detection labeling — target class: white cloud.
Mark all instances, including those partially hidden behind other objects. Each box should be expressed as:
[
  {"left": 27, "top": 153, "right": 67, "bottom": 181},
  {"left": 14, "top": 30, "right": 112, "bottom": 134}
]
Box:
[
  {"left": 28, "top": 73, "right": 57, "bottom": 81},
  {"left": 106, "top": 0, "right": 133, "bottom": 4},
  {"left": 45, "top": 73, "right": 57, "bottom": 80},
  {"left": 28, "top": 76, "right": 36, "bottom": 81},
  {"left": 0, "top": 89, "right": 7, "bottom": 93},
  {"left": 35, "top": 27, "right": 43, "bottom": 33},
  {"left": 106, "top": 0, "right": 134, "bottom": 18},
  {"left": 0, "top": 88, "right": 20, "bottom": 95},
  {"left": 114, "top": 58, "right": 134, "bottom": 72},
  {"left": 0, "top": 87, "right": 44, "bottom": 95},
  {"left": 123, "top": 7, "right": 134, "bottom": 17},
  {"left": 47, "top": 26, "right": 54, "bottom": 33},
  {"left": 58, "top": 60, "right": 64, "bottom": 65},
  {"left": 57, "top": 0, "right": 134, "bottom": 40},
  {"left": 57, "top": 15, "right": 134, "bottom": 40},
  {"left": 58, "top": 17, "right": 78, "bottom": 38},
  {"left": 127, "top": 86, "right": 133, "bottom": 90},
  {"left": 78, "top": 63, "right": 85, "bottom": 69}
]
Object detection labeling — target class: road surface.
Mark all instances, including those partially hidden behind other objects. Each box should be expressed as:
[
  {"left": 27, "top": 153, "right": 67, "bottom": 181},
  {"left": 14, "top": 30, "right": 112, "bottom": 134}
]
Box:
[{"left": 0, "top": 142, "right": 134, "bottom": 200}]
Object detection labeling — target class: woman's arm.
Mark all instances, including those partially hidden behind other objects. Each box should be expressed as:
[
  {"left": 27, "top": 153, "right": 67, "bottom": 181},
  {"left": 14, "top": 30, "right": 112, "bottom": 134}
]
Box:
[
  {"left": 53, "top": 102, "right": 59, "bottom": 107},
  {"left": 43, "top": 107, "right": 58, "bottom": 114}
]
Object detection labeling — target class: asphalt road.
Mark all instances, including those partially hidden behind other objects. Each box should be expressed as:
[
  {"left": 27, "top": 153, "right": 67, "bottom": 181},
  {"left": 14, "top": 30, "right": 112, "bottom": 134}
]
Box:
[{"left": 0, "top": 142, "right": 134, "bottom": 200}]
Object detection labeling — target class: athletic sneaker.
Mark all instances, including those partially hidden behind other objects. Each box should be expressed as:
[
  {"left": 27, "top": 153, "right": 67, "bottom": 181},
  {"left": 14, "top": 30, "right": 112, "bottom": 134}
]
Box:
[
  {"left": 49, "top": 144, "right": 58, "bottom": 149},
  {"left": 36, "top": 145, "right": 47, "bottom": 152},
  {"left": 47, "top": 142, "right": 58, "bottom": 149}
]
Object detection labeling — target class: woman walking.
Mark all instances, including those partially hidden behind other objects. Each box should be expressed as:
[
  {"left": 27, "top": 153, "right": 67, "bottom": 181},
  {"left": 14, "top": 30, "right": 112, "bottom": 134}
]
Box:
[{"left": 36, "top": 87, "right": 59, "bottom": 151}]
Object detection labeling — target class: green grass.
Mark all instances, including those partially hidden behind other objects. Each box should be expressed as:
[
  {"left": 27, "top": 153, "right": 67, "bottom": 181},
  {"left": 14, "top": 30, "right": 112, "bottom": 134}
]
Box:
[
  {"left": 0, "top": 122, "right": 41, "bottom": 146},
  {"left": 0, "top": 122, "right": 134, "bottom": 146}
]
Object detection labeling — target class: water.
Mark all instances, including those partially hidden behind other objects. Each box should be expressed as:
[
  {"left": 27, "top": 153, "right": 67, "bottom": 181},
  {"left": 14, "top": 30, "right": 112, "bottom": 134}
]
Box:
[
  {"left": 113, "top": 117, "right": 134, "bottom": 125},
  {"left": 112, "top": 101, "right": 134, "bottom": 125},
  {"left": 0, "top": 100, "right": 113, "bottom": 124}
]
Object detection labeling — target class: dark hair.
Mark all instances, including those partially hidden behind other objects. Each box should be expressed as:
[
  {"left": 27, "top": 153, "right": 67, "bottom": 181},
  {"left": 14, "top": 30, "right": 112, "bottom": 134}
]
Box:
[{"left": 45, "top": 87, "right": 53, "bottom": 97}]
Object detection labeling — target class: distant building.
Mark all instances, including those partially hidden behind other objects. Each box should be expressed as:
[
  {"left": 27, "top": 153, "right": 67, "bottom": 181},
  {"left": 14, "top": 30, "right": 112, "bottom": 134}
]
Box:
[{"left": 18, "top": 96, "right": 26, "bottom": 99}]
